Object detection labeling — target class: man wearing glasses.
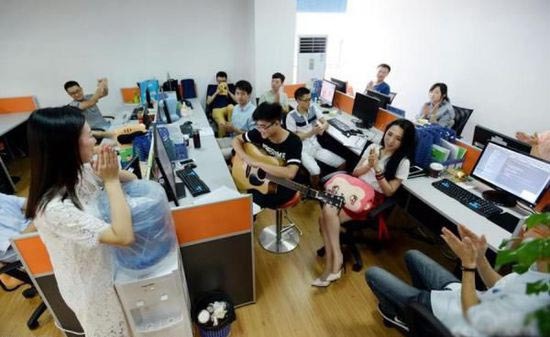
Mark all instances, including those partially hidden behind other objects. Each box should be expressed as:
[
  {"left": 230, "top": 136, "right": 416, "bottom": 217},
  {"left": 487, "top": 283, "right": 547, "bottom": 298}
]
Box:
[
  {"left": 232, "top": 102, "right": 303, "bottom": 208},
  {"left": 64, "top": 79, "right": 111, "bottom": 131},
  {"left": 286, "top": 87, "right": 345, "bottom": 189}
]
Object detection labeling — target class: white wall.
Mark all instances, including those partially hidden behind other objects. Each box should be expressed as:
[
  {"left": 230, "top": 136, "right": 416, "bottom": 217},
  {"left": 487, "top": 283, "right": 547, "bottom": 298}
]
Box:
[
  {"left": 0, "top": 0, "right": 255, "bottom": 113},
  {"left": 253, "top": 0, "right": 296, "bottom": 97},
  {"left": 297, "top": 0, "right": 550, "bottom": 141}
]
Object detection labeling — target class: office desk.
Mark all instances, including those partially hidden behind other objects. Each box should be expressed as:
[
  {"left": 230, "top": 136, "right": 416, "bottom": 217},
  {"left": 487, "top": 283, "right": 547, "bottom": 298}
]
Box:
[
  {"left": 324, "top": 112, "right": 384, "bottom": 155},
  {"left": 0, "top": 111, "right": 31, "bottom": 193},
  {"left": 401, "top": 176, "right": 525, "bottom": 251},
  {"left": 162, "top": 99, "right": 255, "bottom": 307}
]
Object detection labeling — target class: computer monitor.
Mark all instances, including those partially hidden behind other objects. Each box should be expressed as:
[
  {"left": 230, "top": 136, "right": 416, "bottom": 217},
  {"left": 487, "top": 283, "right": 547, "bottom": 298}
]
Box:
[
  {"left": 366, "top": 89, "right": 391, "bottom": 109},
  {"left": 123, "top": 155, "right": 142, "bottom": 179},
  {"left": 152, "top": 124, "right": 180, "bottom": 206},
  {"left": 138, "top": 79, "right": 160, "bottom": 109},
  {"left": 330, "top": 78, "right": 347, "bottom": 93},
  {"left": 158, "top": 97, "right": 180, "bottom": 124},
  {"left": 352, "top": 92, "right": 380, "bottom": 129},
  {"left": 472, "top": 125, "right": 531, "bottom": 154},
  {"left": 319, "top": 80, "right": 336, "bottom": 108},
  {"left": 471, "top": 141, "right": 550, "bottom": 207}
]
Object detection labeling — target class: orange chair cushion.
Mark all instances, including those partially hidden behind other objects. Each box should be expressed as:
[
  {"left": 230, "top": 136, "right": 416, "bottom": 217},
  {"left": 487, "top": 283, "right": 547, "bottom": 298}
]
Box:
[{"left": 278, "top": 192, "right": 301, "bottom": 209}]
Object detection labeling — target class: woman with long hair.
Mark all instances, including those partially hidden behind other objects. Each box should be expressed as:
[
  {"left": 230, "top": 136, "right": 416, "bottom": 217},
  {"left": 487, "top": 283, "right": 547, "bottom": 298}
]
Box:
[
  {"left": 25, "top": 106, "right": 136, "bottom": 336},
  {"left": 312, "top": 118, "right": 416, "bottom": 287}
]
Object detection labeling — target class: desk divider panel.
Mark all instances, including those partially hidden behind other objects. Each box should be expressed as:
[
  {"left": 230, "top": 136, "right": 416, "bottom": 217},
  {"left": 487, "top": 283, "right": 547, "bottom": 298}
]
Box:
[
  {"left": 12, "top": 234, "right": 53, "bottom": 276},
  {"left": 283, "top": 83, "right": 306, "bottom": 99},
  {"left": 171, "top": 195, "right": 255, "bottom": 307},
  {"left": 334, "top": 91, "right": 354, "bottom": 113},
  {"left": 0, "top": 96, "right": 38, "bottom": 114},
  {"left": 120, "top": 87, "right": 140, "bottom": 103}
]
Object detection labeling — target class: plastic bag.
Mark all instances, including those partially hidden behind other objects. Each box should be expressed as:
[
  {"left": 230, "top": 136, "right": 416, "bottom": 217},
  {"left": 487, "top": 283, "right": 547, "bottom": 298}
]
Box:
[{"left": 96, "top": 180, "right": 176, "bottom": 271}]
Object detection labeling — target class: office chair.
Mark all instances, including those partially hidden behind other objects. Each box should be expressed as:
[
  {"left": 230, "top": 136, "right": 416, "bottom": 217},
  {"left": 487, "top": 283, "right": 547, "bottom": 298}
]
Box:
[
  {"left": 388, "top": 92, "right": 397, "bottom": 104},
  {"left": 0, "top": 260, "right": 47, "bottom": 330},
  {"left": 317, "top": 197, "right": 396, "bottom": 272},
  {"left": 451, "top": 105, "right": 474, "bottom": 137},
  {"left": 405, "top": 301, "right": 453, "bottom": 337}
]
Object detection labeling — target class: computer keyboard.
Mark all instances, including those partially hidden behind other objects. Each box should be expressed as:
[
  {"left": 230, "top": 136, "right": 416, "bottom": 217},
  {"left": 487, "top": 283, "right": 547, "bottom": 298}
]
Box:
[
  {"left": 175, "top": 167, "right": 211, "bottom": 197},
  {"left": 328, "top": 118, "right": 352, "bottom": 134},
  {"left": 432, "top": 179, "right": 502, "bottom": 218}
]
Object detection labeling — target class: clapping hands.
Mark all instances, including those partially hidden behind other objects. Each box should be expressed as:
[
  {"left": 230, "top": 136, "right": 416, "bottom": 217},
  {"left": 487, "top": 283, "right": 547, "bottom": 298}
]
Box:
[
  {"left": 92, "top": 145, "right": 119, "bottom": 183},
  {"left": 441, "top": 224, "right": 487, "bottom": 267}
]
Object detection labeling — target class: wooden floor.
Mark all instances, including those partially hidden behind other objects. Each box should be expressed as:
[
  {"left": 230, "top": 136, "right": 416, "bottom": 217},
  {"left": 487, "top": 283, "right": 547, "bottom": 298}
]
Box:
[{"left": 1, "top": 158, "right": 454, "bottom": 337}]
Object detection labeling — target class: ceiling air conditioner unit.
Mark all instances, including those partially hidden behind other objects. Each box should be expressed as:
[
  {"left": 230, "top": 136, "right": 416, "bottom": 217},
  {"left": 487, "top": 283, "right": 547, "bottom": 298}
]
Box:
[{"left": 297, "top": 36, "right": 327, "bottom": 83}]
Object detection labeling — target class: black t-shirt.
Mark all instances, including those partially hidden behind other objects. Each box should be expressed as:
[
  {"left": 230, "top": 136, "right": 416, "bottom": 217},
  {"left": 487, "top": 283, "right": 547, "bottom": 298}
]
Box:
[
  {"left": 243, "top": 129, "right": 302, "bottom": 168},
  {"left": 206, "top": 83, "right": 236, "bottom": 109}
]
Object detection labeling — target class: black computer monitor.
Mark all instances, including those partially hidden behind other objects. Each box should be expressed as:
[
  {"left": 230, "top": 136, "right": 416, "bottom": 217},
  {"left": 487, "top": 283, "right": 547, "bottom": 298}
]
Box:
[
  {"left": 352, "top": 92, "right": 379, "bottom": 129},
  {"left": 471, "top": 141, "right": 550, "bottom": 207},
  {"left": 152, "top": 124, "right": 180, "bottom": 206},
  {"left": 366, "top": 89, "right": 391, "bottom": 109},
  {"left": 123, "top": 155, "right": 142, "bottom": 179},
  {"left": 472, "top": 125, "right": 531, "bottom": 154},
  {"left": 320, "top": 80, "right": 336, "bottom": 107},
  {"left": 330, "top": 78, "right": 347, "bottom": 93}
]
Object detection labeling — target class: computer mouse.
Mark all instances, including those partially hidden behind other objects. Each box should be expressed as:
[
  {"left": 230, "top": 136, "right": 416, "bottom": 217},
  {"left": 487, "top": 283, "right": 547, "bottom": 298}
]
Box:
[
  {"left": 184, "top": 163, "right": 197, "bottom": 170},
  {"left": 322, "top": 110, "right": 330, "bottom": 114}
]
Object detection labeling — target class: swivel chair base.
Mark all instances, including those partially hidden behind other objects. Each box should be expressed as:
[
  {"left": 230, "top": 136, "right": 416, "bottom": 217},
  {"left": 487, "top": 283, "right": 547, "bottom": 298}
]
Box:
[{"left": 259, "top": 224, "right": 300, "bottom": 253}]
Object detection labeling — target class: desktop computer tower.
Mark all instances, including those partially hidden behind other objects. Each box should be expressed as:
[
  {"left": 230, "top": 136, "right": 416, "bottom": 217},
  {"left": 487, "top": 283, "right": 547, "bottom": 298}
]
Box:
[{"left": 114, "top": 247, "right": 193, "bottom": 337}]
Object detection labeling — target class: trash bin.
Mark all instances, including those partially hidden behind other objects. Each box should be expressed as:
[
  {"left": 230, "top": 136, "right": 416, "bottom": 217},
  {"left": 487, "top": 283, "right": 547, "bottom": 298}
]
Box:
[{"left": 192, "top": 291, "right": 236, "bottom": 337}]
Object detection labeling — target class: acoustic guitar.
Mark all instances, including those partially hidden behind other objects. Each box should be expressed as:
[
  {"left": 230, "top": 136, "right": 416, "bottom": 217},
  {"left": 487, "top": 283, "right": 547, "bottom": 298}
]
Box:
[{"left": 231, "top": 143, "right": 345, "bottom": 209}]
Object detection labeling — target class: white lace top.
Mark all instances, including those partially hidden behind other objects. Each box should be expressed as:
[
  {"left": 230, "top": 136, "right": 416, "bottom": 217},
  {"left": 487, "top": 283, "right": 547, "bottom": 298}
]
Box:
[{"left": 34, "top": 165, "right": 130, "bottom": 337}]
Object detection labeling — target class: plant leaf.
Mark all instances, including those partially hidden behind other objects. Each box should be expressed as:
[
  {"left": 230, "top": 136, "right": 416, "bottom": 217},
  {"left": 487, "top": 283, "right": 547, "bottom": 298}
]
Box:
[
  {"left": 495, "top": 238, "right": 550, "bottom": 272},
  {"left": 525, "top": 212, "right": 550, "bottom": 229}
]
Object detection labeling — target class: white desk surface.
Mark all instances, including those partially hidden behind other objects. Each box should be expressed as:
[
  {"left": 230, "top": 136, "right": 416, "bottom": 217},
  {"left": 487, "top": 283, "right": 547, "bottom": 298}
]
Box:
[
  {"left": 402, "top": 175, "right": 529, "bottom": 251},
  {"left": 0, "top": 111, "right": 32, "bottom": 136},
  {"left": 160, "top": 99, "right": 238, "bottom": 208}
]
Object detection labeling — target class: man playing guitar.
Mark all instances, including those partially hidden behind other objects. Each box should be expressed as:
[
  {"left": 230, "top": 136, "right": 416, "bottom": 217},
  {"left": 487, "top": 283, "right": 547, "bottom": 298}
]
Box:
[{"left": 232, "top": 102, "right": 303, "bottom": 208}]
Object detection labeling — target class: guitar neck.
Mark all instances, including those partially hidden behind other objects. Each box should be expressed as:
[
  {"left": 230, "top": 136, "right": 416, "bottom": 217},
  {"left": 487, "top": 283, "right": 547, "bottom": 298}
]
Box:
[{"left": 265, "top": 173, "right": 310, "bottom": 195}]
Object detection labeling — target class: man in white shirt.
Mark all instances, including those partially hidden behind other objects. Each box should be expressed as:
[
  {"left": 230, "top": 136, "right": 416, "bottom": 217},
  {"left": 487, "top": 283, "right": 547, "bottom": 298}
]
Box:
[
  {"left": 286, "top": 87, "right": 345, "bottom": 189},
  {"left": 366, "top": 223, "right": 550, "bottom": 336},
  {"left": 259, "top": 72, "right": 289, "bottom": 113}
]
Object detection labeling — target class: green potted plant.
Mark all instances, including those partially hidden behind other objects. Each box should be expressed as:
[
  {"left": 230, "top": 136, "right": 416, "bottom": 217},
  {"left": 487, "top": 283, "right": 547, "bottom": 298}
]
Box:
[{"left": 495, "top": 212, "right": 550, "bottom": 337}]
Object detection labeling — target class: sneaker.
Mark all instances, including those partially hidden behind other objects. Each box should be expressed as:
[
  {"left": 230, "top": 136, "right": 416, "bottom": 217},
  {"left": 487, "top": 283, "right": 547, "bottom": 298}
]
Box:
[{"left": 377, "top": 304, "right": 409, "bottom": 332}]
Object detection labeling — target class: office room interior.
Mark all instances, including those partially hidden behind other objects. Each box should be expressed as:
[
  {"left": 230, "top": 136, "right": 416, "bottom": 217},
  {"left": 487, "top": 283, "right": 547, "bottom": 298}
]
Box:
[{"left": 1, "top": 0, "right": 549, "bottom": 337}]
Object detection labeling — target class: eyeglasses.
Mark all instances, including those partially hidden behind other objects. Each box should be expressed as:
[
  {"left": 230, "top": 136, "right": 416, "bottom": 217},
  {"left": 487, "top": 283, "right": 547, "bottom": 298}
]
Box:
[
  {"left": 299, "top": 97, "right": 312, "bottom": 102},
  {"left": 255, "top": 121, "right": 276, "bottom": 130},
  {"left": 67, "top": 88, "right": 82, "bottom": 96}
]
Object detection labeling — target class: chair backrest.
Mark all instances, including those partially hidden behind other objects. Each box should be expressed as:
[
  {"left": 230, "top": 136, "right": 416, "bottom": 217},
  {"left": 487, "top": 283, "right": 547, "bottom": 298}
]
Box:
[
  {"left": 452, "top": 105, "right": 474, "bottom": 137},
  {"left": 388, "top": 92, "right": 397, "bottom": 104},
  {"left": 406, "top": 302, "right": 454, "bottom": 337}
]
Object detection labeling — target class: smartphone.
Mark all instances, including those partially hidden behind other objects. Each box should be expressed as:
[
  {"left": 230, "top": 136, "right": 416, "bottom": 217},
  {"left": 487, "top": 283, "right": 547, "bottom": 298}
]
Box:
[{"left": 409, "top": 165, "right": 425, "bottom": 177}]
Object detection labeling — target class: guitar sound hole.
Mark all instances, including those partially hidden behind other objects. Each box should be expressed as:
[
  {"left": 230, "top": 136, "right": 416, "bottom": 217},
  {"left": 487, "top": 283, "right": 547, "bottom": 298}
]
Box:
[{"left": 249, "top": 169, "right": 266, "bottom": 187}]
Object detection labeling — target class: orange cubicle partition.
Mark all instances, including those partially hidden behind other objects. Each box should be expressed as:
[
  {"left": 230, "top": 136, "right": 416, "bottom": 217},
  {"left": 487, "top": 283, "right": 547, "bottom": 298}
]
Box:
[
  {"left": 283, "top": 83, "right": 305, "bottom": 99},
  {"left": 120, "top": 87, "right": 140, "bottom": 103},
  {"left": 0, "top": 96, "right": 38, "bottom": 114}
]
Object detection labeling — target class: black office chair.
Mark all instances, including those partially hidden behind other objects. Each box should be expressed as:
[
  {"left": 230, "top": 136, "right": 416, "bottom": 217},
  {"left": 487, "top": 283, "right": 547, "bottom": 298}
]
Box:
[
  {"left": 0, "top": 260, "right": 47, "bottom": 330},
  {"left": 451, "top": 105, "right": 474, "bottom": 138},
  {"left": 317, "top": 198, "right": 396, "bottom": 272},
  {"left": 405, "top": 301, "right": 453, "bottom": 337},
  {"left": 388, "top": 92, "right": 397, "bottom": 104}
]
